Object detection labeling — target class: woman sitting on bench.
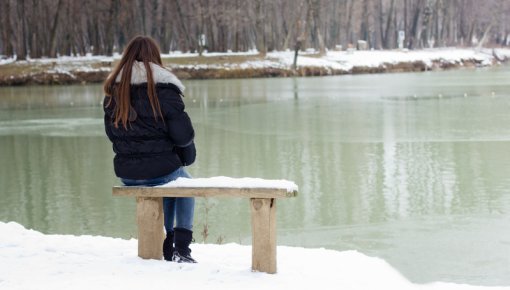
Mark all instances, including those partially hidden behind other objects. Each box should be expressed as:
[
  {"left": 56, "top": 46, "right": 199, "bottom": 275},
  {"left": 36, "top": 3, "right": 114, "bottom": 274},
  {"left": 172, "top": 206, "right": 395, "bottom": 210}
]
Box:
[{"left": 103, "top": 35, "right": 197, "bottom": 263}]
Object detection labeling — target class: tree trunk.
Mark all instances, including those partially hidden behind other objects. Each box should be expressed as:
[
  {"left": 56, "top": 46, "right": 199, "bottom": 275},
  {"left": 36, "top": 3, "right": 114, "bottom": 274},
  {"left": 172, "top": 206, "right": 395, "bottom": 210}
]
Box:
[
  {"left": 48, "top": 0, "right": 64, "bottom": 57},
  {"left": 383, "top": 0, "right": 396, "bottom": 49},
  {"left": 15, "top": 0, "right": 27, "bottom": 60},
  {"left": 1, "top": 0, "right": 14, "bottom": 57},
  {"left": 360, "top": 0, "right": 370, "bottom": 43},
  {"left": 174, "top": 0, "right": 192, "bottom": 51},
  {"left": 378, "top": 0, "right": 385, "bottom": 48},
  {"left": 404, "top": 0, "right": 408, "bottom": 41},
  {"left": 433, "top": 0, "right": 441, "bottom": 47},
  {"left": 345, "top": 0, "right": 355, "bottom": 47},
  {"left": 467, "top": 20, "right": 477, "bottom": 47},
  {"left": 139, "top": 0, "right": 147, "bottom": 35},
  {"left": 233, "top": 0, "right": 240, "bottom": 51},
  {"left": 255, "top": 0, "right": 266, "bottom": 55},
  {"left": 283, "top": 0, "right": 305, "bottom": 51},
  {"left": 105, "top": 0, "right": 120, "bottom": 56},
  {"left": 308, "top": 0, "right": 325, "bottom": 54},
  {"left": 293, "top": 21, "right": 304, "bottom": 70},
  {"left": 329, "top": 0, "right": 340, "bottom": 47},
  {"left": 151, "top": 0, "right": 160, "bottom": 40},
  {"left": 409, "top": 0, "right": 424, "bottom": 49},
  {"left": 477, "top": 23, "right": 493, "bottom": 51},
  {"left": 205, "top": 0, "right": 215, "bottom": 51},
  {"left": 160, "top": 1, "right": 170, "bottom": 52}
]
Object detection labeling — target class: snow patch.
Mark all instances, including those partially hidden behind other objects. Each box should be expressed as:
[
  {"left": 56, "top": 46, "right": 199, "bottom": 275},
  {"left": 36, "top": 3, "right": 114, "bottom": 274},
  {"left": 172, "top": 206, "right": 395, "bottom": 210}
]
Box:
[
  {"left": 162, "top": 49, "right": 259, "bottom": 58},
  {"left": 159, "top": 176, "right": 299, "bottom": 193},
  {"left": 267, "top": 48, "right": 499, "bottom": 71},
  {"left": 0, "top": 56, "right": 16, "bottom": 65}
]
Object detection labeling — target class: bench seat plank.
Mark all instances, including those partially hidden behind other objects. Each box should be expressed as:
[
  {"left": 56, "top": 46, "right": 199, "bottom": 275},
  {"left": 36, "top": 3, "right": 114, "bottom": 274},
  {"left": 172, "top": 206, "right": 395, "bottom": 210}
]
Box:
[{"left": 113, "top": 186, "right": 297, "bottom": 198}]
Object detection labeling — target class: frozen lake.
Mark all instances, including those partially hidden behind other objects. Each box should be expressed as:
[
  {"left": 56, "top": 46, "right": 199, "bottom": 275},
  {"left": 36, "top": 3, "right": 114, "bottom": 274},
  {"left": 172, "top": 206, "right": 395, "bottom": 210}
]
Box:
[{"left": 1, "top": 67, "right": 509, "bottom": 285}]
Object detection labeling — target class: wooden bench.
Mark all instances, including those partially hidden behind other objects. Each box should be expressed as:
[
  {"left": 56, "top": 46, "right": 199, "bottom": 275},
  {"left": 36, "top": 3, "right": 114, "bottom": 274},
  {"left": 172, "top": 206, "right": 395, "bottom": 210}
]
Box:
[{"left": 112, "top": 177, "right": 298, "bottom": 274}]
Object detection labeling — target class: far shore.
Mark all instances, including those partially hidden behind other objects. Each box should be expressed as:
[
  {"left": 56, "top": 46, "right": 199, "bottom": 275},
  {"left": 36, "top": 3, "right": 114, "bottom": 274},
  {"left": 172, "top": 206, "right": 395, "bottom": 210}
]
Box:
[{"left": 1, "top": 48, "right": 509, "bottom": 86}]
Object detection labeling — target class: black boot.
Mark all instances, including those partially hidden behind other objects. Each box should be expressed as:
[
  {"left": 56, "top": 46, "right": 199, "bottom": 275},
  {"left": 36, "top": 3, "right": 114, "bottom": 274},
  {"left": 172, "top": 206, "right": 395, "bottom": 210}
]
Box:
[
  {"left": 172, "top": 228, "right": 197, "bottom": 263},
  {"left": 163, "top": 231, "right": 174, "bottom": 261}
]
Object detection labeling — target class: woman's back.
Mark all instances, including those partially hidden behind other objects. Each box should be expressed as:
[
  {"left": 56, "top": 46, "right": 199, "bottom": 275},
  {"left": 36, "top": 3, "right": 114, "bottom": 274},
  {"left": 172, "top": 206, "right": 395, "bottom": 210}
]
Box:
[{"left": 104, "top": 61, "right": 196, "bottom": 180}]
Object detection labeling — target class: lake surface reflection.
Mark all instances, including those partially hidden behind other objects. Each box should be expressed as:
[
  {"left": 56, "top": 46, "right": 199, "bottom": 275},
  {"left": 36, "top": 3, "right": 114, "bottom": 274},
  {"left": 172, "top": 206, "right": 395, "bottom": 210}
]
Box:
[{"left": 1, "top": 67, "right": 509, "bottom": 285}]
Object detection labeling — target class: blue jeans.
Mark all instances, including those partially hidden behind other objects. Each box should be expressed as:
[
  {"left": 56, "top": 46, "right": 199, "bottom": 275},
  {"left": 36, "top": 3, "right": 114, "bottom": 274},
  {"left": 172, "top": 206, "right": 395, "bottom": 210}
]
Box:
[{"left": 121, "top": 167, "right": 195, "bottom": 233}]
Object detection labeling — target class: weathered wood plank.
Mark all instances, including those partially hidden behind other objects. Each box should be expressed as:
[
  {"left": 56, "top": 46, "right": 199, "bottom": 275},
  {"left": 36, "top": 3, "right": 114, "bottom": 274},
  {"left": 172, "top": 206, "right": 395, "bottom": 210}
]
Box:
[
  {"left": 113, "top": 186, "right": 297, "bottom": 198},
  {"left": 136, "top": 197, "right": 164, "bottom": 260},
  {"left": 251, "top": 198, "right": 277, "bottom": 274}
]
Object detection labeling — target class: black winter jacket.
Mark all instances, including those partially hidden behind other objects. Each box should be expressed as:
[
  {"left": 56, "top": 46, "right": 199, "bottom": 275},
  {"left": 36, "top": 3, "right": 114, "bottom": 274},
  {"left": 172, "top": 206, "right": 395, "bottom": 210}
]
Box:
[{"left": 104, "top": 61, "right": 196, "bottom": 180}]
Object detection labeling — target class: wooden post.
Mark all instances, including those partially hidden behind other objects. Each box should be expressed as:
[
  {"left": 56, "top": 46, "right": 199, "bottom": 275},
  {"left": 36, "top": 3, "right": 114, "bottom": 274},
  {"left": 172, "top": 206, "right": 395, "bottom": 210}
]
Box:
[
  {"left": 250, "top": 198, "right": 277, "bottom": 274},
  {"left": 136, "top": 197, "right": 164, "bottom": 260}
]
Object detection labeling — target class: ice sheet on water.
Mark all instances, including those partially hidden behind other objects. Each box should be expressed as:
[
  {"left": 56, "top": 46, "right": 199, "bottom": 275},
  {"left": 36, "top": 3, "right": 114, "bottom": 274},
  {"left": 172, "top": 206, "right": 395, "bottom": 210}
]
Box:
[{"left": 0, "top": 118, "right": 103, "bottom": 137}]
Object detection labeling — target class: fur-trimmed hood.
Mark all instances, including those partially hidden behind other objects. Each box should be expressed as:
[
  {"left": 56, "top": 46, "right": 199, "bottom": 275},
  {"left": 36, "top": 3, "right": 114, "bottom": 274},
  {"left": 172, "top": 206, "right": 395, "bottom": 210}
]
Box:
[{"left": 115, "top": 61, "right": 185, "bottom": 92}]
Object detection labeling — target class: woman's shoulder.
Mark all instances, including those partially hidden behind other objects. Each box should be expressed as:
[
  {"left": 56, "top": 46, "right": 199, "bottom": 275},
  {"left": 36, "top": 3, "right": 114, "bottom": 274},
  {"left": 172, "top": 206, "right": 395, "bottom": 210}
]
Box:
[
  {"left": 155, "top": 83, "right": 184, "bottom": 104},
  {"left": 154, "top": 83, "right": 186, "bottom": 114},
  {"left": 148, "top": 63, "right": 185, "bottom": 91},
  {"left": 117, "top": 61, "right": 185, "bottom": 91}
]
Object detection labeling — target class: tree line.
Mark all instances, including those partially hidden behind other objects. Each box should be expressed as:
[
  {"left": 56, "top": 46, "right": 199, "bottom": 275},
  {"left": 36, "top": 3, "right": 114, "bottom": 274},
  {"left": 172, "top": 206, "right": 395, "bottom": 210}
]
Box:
[{"left": 1, "top": 0, "right": 509, "bottom": 60}]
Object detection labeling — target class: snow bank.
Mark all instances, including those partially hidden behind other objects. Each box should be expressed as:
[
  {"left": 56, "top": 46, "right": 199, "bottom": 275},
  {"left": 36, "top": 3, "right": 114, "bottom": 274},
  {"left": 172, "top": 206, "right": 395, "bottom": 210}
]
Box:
[
  {"left": 162, "top": 49, "right": 259, "bottom": 58},
  {"left": 2, "top": 48, "right": 510, "bottom": 85},
  {"left": 164, "top": 48, "right": 510, "bottom": 73},
  {"left": 0, "top": 56, "right": 16, "bottom": 65},
  {"left": 0, "top": 222, "right": 507, "bottom": 290},
  {"left": 159, "top": 176, "right": 298, "bottom": 193},
  {"left": 267, "top": 48, "right": 502, "bottom": 71},
  {"left": 4, "top": 48, "right": 507, "bottom": 72}
]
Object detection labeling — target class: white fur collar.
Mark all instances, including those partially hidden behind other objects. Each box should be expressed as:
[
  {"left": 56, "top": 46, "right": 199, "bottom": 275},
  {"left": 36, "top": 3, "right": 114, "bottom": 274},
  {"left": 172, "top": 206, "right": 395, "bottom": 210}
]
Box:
[{"left": 115, "top": 61, "right": 185, "bottom": 91}]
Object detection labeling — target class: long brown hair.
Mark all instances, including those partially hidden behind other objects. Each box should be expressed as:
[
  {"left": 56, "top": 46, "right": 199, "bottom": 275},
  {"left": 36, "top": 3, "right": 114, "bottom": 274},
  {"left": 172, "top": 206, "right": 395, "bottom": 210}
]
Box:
[{"left": 103, "top": 35, "right": 164, "bottom": 129}]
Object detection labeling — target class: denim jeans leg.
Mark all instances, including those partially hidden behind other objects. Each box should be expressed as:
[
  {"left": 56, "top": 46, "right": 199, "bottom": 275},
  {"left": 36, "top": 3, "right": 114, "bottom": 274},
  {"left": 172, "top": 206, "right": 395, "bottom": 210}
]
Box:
[
  {"left": 163, "top": 197, "right": 176, "bottom": 234},
  {"left": 162, "top": 167, "right": 195, "bottom": 232},
  {"left": 175, "top": 197, "right": 195, "bottom": 230},
  {"left": 174, "top": 168, "right": 194, "bottom": 231},
  {"left": 120, "top": 167, "right": 195, "bottom": 232}
]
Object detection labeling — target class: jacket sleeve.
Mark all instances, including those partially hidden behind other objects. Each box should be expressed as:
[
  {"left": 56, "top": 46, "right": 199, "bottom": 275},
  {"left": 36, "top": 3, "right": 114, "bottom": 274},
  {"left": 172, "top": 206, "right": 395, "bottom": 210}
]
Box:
[
  {"left": 166, "top": 99, "right": 195, "bottom": 147},
  {"left": 164, "top": 89, "right": 196, "bottom": 165},
  {"left": 173, "top": 142, "right": 196, "bottom": 166},
  {"left": 103, "top": 96, "right": 115, "bottom": 142}
]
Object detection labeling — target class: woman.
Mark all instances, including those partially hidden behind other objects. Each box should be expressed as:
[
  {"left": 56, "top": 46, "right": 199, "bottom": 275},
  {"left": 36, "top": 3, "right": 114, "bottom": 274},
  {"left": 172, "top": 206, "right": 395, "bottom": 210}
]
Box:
[{"left": 103, "top": 36, "right": 197, "bottom": 263}]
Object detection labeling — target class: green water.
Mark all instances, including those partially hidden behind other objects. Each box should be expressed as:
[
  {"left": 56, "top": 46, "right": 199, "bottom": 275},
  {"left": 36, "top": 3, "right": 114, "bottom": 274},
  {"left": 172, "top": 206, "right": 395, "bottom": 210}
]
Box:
[{"left": 1, "top": 68, "right": 509, "bottom": 285}]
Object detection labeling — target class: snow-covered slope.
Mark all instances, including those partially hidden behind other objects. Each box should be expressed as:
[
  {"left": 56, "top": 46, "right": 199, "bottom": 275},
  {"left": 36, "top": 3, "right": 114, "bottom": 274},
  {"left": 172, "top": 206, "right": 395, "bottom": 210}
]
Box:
[{"left": 0, "top": 222, "right": 506, "bottom": 290}]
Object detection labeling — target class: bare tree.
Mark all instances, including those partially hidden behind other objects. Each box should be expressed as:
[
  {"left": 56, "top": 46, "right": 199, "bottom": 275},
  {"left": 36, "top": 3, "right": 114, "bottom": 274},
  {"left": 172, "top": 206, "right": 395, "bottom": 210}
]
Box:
[
  {"left": 255, "top": 0, "right": 267, "bottom": 55},
  {"left": 14, "top": 0, "right": 27, "bottom": 60},
  {"left": 308, "top": 0, "right": 326, "bottom": 54},
  {"left": 47, "top": 0, "right": 64, "bottom": 57},
  {"left": 1, "top": 0, "right": 14, "bottom": 56},
  {"left": 2, "top": 0, "right": 510, "bottom": 59}
]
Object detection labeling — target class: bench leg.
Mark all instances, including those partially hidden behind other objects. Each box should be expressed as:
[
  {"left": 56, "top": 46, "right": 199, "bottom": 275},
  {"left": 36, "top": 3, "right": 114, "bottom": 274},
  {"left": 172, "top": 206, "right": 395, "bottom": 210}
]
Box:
[
  {"left": 136, "top": 197, "right": 164, "bottom": 260},
  {"left": 250, "top": 198, "right": 277, "bottom": 274}
]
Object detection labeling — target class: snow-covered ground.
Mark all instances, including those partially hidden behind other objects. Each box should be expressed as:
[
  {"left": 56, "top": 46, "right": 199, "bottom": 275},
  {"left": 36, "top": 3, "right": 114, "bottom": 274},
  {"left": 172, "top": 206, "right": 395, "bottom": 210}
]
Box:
[
  {"left": 269, "top": 48, "right": 510, "bottom": 71},
  {"left": 0, "top": 57, "right": 16, "bottom": 66},
  {"left": 2, "top": 48, "right": 510, "bottom": 72},
  {"left": 0, "top": 222, "right": 507, "bottom": 290},
  {"left": 162, "top": 49, "right": 260, "bottom": 58},
  {"left": 2, "top": 48, "right": 510, "bottom": 85},
  {"left": 160, "top": 48, "right": 510, "bottom": 71}
]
